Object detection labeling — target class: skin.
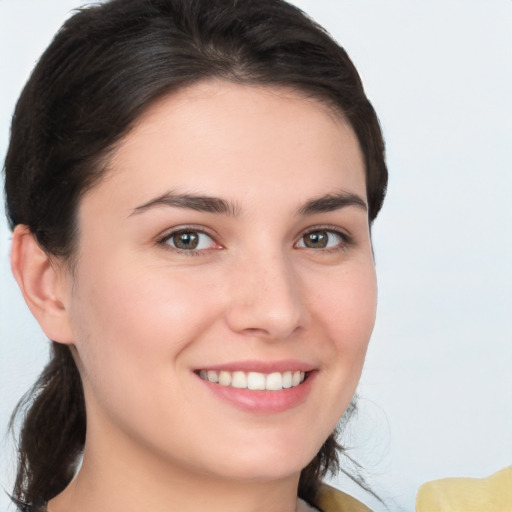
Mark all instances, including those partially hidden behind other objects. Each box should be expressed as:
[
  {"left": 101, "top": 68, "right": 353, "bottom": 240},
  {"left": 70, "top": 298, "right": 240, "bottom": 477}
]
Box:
[{"left": 12, "top": 81, "right": 377, "bottom": 512}]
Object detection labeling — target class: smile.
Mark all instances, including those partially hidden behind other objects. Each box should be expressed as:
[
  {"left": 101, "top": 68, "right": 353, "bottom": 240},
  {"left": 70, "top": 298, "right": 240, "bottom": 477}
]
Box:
[{"left": 198, "top": 370, "right": 306, "bottom": 391}]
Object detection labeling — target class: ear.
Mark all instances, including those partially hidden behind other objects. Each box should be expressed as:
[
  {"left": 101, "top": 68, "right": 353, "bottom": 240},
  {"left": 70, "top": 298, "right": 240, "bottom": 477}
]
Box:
[{"left": 10, "top": 225, "right": 74, "bottom": 344}]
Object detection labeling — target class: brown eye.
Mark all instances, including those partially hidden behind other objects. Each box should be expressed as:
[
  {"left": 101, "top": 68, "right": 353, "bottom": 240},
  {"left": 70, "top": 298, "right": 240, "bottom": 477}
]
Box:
[
  {"left": 164, "top": 230, "right": 214, "bottom": 251},
  {"left": 303, "top": 231, "right": 328, "bottom": 248},
  {"left": 297, "top": 230, "right": 344, "bottom": 249}
]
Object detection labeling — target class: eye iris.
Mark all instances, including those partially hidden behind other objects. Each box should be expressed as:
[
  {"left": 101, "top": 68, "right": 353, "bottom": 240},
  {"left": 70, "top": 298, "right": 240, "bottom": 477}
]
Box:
[
  {"left": 173, "top": 231, "right": 199, "bottom": 250},
  {"left": 304, "top": 231, "right": 328, "bottom": 248}
]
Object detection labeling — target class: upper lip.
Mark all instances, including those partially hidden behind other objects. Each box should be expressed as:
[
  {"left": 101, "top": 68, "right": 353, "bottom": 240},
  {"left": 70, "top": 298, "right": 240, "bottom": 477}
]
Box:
[{"left": 195, "top": 360, "right": 316, "bottom": 374}]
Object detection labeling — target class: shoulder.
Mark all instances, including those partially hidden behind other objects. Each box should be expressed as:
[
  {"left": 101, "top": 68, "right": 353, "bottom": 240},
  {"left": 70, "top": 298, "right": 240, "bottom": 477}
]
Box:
[
  {"left": 317, "top": 484, "right": 373, "bottom": 512},
  {"left": 416, "top": 466, "right": 512, "bottom": 512}
]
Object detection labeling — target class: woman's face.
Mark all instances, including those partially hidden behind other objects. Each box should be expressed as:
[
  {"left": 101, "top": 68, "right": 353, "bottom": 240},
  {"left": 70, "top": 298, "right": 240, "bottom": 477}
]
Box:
[{"left": 62, "top": 81, "right": 376, "bottom": 482}]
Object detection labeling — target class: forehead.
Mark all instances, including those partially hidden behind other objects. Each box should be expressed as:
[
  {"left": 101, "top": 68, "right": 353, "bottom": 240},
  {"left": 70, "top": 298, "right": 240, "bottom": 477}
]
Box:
[{"left": 85, "top": 80, "right": 366, "bottom": 216}]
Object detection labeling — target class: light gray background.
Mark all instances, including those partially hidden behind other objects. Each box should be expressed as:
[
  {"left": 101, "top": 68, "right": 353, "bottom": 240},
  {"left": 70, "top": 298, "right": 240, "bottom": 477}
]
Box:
[{"left": 1, "top": 1, "right": 511, "bottom": 511}]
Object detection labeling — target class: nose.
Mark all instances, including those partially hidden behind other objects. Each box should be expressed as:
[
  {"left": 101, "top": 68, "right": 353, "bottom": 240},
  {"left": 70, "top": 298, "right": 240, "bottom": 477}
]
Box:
[{"left": 223, "top": 249, "right": 308, "bottom": 340}]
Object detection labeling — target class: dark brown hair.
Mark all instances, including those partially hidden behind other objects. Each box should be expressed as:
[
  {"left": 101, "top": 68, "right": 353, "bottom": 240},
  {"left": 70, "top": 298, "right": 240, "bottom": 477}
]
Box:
[{"left": 4, "top": 0, "right": 387, "bottom": 508}]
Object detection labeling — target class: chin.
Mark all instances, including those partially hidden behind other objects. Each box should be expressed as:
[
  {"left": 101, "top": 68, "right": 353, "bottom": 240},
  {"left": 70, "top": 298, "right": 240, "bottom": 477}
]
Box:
[{"left": 202, "top": 435, "right": 322, "bottom": 483}]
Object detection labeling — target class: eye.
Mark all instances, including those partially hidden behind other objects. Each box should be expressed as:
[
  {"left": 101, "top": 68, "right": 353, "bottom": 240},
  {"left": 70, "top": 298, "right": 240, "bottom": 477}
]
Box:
[
  {"left": 161, "top": 229, "right": 217, "bottom": 251},
  {"left": 296, "top": 229, "right": 346, "bottom": 250}
]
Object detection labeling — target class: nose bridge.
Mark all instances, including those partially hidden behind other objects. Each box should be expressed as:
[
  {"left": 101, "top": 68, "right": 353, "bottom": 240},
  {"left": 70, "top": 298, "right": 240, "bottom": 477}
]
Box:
[{"left": 225, "top": 244, "right": 307, "bottom": 339}]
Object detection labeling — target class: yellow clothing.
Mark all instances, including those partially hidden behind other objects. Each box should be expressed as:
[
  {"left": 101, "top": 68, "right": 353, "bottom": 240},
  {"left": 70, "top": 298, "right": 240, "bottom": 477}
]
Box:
[
  {"left": 416, "top": 467, "right": 512, "bottom": 512},
  {"left": 317, "top": 484, "right": 372, "bottom": 512}
]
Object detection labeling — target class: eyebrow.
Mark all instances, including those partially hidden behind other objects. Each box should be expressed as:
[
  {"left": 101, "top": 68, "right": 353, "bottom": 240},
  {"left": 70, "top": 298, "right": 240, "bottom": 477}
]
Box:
[
  {"left": 130, "top": 190, "right": 367, "bottom": 217},
  {"left": 130, "top": 192, "right": 242, "bottom": 217},
  {"left": 297, "top": 192, "right": 367, "bottom": 215}
]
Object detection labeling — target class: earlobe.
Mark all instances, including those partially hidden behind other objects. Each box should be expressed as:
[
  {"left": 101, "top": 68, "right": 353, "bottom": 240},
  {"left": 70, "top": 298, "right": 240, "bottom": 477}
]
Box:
[{"left": 10, "top": 225, "right": 75, "bottom": 345}]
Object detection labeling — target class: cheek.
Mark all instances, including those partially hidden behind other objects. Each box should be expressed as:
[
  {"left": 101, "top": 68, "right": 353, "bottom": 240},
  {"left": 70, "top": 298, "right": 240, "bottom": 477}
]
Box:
[
  {"left": 317, "top": 261, "right": 377, "bottom": 339},
  {"left": 313, "top": 260, "right": 377, "bottom": 388},
  {"left": 67, "top": 255, "right": 217, "bottom": 399},
  {"left": 67, "top": 263, "right": 226, "bottom": 446},
  {"left": 71, "top": 263, "right": 217, "bottom": 363}
]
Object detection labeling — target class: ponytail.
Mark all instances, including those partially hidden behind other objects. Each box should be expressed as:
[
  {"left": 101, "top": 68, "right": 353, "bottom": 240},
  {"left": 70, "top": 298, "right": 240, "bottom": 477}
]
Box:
[{"left": 10, "top": 343, "right": 86, "bottom": 507}]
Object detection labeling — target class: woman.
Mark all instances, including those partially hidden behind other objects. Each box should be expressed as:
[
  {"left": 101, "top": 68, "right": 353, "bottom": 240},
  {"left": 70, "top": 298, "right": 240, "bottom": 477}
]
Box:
[{"left": 5, "top": 0, "right": 387, "bottom": 511}]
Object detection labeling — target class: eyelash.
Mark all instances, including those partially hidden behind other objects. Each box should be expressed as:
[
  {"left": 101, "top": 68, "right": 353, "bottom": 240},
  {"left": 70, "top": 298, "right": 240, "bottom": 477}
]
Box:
[{"left": 157, "top": 225, "right": 352, "bottom": 256}]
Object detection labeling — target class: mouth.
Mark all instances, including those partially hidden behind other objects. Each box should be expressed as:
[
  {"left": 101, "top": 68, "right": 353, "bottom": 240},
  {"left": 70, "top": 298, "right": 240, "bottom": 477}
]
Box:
[
  {"left": 194, "top": 363, "right": 316, "bottom": 413},
  {"left": 196, "top": 369, "right": 308, "bottom": 391}
]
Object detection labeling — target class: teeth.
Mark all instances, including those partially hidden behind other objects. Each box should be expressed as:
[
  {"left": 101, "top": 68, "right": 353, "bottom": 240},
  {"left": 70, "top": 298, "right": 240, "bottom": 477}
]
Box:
[
  {"left": 207, "top": 370, "right": 219, "bottom": 383},
  {"left": 218, "top": 371, "right": 231, "bottom": 386},
  {"left": 247, "top": 372, "right": 266, "bottom": 390},
  {"left": 199, "top": 370, "right": 306, "bottom": 391},
  {"left": 266, "top": 372, "right": 282, "bottom": 391},
  {"left": 231, "top": 371, "right": 247, "bottom": 388}
]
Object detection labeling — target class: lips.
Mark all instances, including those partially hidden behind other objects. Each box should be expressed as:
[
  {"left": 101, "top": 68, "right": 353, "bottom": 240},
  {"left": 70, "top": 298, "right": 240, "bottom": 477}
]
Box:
[
  {"left": 198, "top": 369, "right": 306, "bottom": 391},
  {"left": 194, "top": 361, "right": 316, "bottom": 413}
]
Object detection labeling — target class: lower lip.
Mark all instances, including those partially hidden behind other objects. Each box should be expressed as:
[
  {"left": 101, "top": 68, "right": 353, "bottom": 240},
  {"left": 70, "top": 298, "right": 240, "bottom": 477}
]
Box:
[{"left": 196, "top": 372, "right": 316, "bottom": 413}]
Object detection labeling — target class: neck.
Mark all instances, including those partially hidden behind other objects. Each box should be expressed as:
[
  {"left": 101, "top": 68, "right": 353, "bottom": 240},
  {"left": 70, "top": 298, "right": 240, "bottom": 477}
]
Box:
[{"left": 48, "top": 422, "right": 302, "bottom": 512}]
